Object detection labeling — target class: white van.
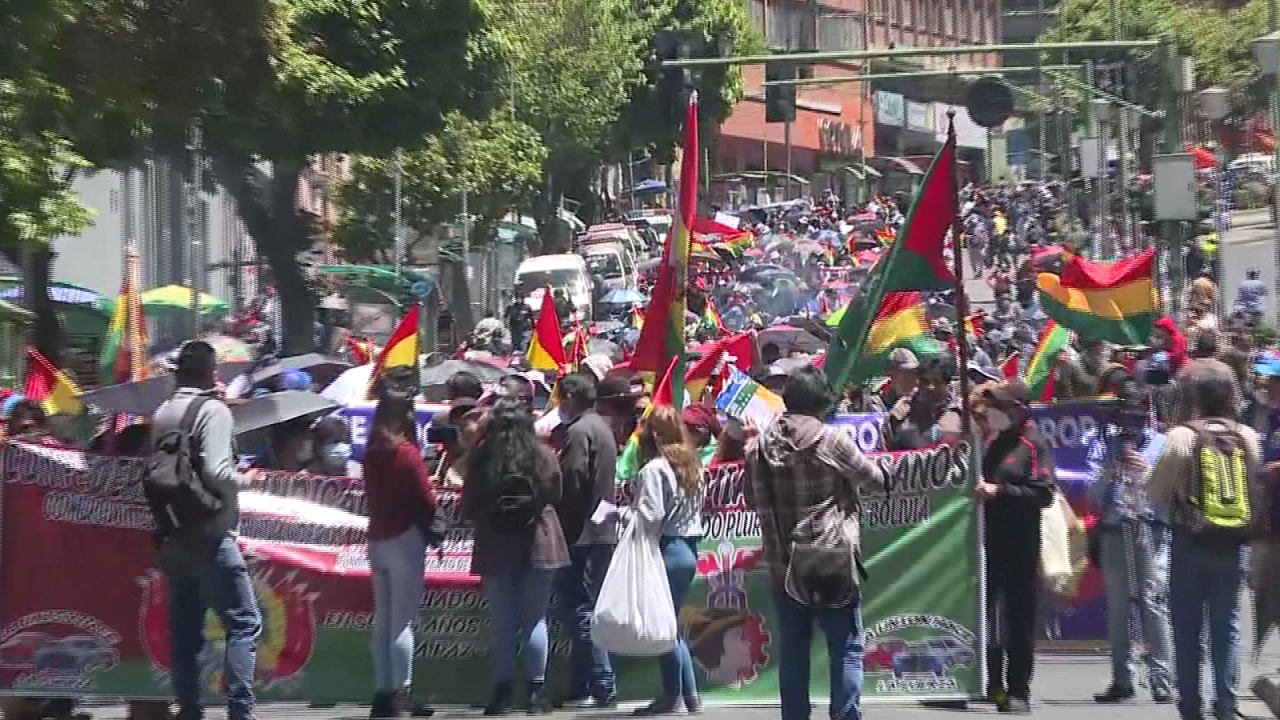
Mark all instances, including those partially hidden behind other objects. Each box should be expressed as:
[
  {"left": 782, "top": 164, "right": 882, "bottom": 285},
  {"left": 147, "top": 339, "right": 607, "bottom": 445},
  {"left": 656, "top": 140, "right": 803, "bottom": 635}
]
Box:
[
  {"left": 514, "top": 254, "right": 593, "bottom": 320},
  {"left": 580, "top": 242, "right": 636, "bottom": 291}
]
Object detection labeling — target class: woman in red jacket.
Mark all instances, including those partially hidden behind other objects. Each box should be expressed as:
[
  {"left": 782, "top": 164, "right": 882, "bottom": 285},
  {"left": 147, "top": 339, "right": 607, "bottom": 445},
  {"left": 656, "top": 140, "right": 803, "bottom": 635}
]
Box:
[{"left": 364, "top": 389, "right": 438, "bottom": 719}]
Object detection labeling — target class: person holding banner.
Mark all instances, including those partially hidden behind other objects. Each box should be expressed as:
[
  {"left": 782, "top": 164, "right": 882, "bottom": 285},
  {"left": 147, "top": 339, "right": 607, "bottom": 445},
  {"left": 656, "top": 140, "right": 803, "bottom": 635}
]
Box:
[
  {"left": 975, "top": 380, "right": 1056, "bottom": 715},
  {"left": 364, "top": 389, "right": 441, "bottom": 719}
]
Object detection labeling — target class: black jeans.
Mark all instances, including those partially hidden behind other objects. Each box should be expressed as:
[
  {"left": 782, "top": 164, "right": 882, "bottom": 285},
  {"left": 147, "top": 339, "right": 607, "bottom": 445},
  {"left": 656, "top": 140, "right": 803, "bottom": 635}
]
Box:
[{"left": 985, "top": 527, "right": 1041, "bottom": 701}]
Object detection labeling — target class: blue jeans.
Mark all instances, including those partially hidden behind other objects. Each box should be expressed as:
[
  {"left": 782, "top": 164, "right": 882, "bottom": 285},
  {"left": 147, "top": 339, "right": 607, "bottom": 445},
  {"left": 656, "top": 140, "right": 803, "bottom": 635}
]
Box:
[
  {"left": 482, "top": 566, "right": 556, "bottom": 686},
  {"left": 1098, "top": 521, "right": 1173, "bottom": 694},
  {"left": 557, "top": 544, "right": 616, "bottom": 700},
  {"left": 160, "top": 536, "right": 261, "bottom": 720},
  {"left": 772, "top": 588, "right": 863, "bottom": 720},
  {"left": 1169, "top": 531, "right": 1243, "bottom": 720},
  {"left": 369, "top": 527, "right": 426, "bottom": 693},
  {"left": 658, "top": 537, "right": 699, "bottom": 701}
]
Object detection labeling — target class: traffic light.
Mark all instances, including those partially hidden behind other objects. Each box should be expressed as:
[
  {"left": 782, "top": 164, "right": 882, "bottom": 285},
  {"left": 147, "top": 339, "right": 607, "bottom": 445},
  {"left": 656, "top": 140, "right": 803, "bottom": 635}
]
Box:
[
  {"left": 765, "top": 60, "right": 796, "bottom": 124},
  {"left": 656, "top": 29, "right": 694, "bottom": 129}
]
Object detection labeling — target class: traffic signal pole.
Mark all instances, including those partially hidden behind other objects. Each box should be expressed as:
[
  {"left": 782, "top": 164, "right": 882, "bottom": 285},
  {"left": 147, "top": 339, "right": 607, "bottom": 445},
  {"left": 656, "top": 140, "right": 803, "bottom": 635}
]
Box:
[
  {"left": 660, "top": 40, "right": 1160, "bottom": 69},
  {"left": 765, "top": 64, "right": 1080, "bottom": 88}
]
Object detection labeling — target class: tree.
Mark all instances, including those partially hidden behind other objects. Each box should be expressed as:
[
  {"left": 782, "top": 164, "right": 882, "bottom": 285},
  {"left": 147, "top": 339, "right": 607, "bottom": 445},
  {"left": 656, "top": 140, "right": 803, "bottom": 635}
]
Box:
[
  {"left": 335, "top": 111, "right": 547, "bottom": 263},
  {"left": 1042, "top": 0, "right": 1266, "bottom": 119},
  {"left": 0, "top": 2, "right": 94, "bottom": 362},
  {"left": 609, "top": 0, "right": 761, "bottom": 165}
]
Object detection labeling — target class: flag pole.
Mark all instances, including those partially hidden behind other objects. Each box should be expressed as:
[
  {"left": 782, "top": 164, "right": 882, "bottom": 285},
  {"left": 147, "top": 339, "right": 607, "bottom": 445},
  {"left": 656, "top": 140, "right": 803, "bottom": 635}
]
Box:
[{"left": 947, "top": 112, "right": 972, "bottom": 439}]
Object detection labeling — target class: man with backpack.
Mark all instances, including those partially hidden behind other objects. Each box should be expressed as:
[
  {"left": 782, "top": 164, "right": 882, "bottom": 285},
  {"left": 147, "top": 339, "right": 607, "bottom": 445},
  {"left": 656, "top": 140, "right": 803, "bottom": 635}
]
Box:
[
  {"left": 743, "top": 366, "right": 886, "bottom": 720},
  {"left": 147, "top": 341, "right": 260, "bottom": 720},
  {"left": 1151, "top": 374, "right": 1261, "bottom": 720}
]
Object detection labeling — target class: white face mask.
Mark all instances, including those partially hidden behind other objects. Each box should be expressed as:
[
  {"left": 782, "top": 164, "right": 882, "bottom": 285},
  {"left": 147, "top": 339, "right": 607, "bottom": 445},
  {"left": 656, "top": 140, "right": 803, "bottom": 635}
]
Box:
[{"left": 986, "top": 408, "right": 1012, "bottom": 434}]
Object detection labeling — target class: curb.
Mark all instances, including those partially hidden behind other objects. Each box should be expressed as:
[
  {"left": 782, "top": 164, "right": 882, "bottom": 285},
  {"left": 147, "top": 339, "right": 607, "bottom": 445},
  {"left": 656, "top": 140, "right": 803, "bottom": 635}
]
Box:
[{"left": 1251, "top": 675, "right": 1280, "bottom": 718}]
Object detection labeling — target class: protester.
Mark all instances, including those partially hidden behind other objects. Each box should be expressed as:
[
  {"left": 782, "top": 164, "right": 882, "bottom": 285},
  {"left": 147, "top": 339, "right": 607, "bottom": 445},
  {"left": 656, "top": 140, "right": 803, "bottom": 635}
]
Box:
[
  {"left": 464, "top": 397, "right": 567, "bottom": 716},
  {"left": 680, "top": 404, "right": 721, "bottom": 466},
  {"left": 552, "top": 372, "right": 619, "bottom": 708},
  {"left": 976, "top": 380, "right": 1055, "bottom": 714},
  {"left": 364, "top": 388, "right": 441, "bottom": 719},
  {"left": 147, "top": 340, "right": 261, "bottom": 720},
  {"left": 306, "top": 415, "right": 355, "bottom": 476},
  {"left": 1174, "top": 330, "right": 1239, "bottom": 423},
  {"left": 1084, "top": 378, "right": 1173, "bottom": 704},
  {"left": 878, "top": 354, "right": 962, "bottom": 450},
  {"left": 744, "top": 366, "right": 887, "bottom": 720},
  {"left": 866, "top": 348, "right": 919, "bottom": 414},
  {"left": 1150, "top": 374, "right": 1260, "bottom": 720},
  {"left": 630, "top": 406, "right": 705, "bottom": 716}
]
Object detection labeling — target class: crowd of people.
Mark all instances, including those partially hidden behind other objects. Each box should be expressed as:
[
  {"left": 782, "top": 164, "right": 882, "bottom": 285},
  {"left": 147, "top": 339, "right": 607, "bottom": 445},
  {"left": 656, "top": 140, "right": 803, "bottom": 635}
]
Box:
[{"left": 4, "top": 181, "right": 1279, "bottom": 720}]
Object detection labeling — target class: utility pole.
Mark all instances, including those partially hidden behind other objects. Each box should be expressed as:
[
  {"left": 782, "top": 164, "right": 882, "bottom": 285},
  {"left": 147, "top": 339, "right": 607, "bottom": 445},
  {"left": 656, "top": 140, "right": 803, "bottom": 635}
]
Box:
[
  {"left": 186, "top": 118, "right": 204, "bottom": 338},
  {"left": 392, "top": 149, "right": 404, "bottom": 277},
  {"left": 1036, "top": 0, "right": 1046, "bottom": 182},
  {"left": 1111, "top": 0, "right": 1131, "bottom": 251}
]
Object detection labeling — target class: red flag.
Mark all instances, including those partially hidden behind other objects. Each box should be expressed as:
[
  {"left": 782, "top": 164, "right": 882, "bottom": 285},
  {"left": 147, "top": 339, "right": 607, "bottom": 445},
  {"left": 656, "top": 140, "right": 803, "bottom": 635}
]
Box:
[
  {"left": 366, "top": 304, "right": 420, "bottom": 399},
  {"left": 652, "top": 355, "right": 680, "bottom": 409},
  {"left": 23, "top": 347, "right": 53, "bottom": 402},
  {"left": 346, "top": 336, "right": 373, "bottom": 365},
  {"left": 1000, "top": 353, "right": 1019, "bottom": 379}
]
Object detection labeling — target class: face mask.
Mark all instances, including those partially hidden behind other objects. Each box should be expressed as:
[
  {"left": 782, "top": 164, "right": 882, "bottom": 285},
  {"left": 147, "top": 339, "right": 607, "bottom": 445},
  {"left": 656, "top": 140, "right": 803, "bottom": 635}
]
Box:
[
  {"left": 323, "top": 442, "right": 351, "bottom": 467},
  {"left": 986, "top": 408, "right": 1012, "bottom": 434}
]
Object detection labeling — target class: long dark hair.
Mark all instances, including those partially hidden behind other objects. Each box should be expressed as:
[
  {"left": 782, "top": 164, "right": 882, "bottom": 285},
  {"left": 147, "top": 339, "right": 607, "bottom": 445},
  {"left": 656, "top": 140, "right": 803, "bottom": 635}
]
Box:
[
  {"left": 471, "top": 397, "right": 539, "bottom": 490},
  {"left": 369, "top": 389, "right": 417, "bottom": 453}
]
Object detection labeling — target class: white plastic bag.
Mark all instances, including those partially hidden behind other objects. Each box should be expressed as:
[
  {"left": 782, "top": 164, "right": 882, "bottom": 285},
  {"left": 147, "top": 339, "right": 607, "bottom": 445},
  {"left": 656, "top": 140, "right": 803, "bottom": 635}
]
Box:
[
  {"left": 590, "top": 517, "right": 677, "bottom": 656},
  {"left": 1040, "top": 491, "right": 1072, "bottom": 594}
]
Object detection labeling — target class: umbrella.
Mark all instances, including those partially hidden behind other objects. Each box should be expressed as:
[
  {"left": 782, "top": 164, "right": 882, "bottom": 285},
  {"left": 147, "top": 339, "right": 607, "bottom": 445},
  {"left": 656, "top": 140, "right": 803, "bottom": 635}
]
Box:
[
  {"left": 230, "top": 390, "right": 338, "bottom": 434},
  {"left": 150, "top": 335, "right": 254, "bottom": 372},
  {"left": 80, "top": 376, "right": 176, "bottom": 416},
  {"left": 140, "top": 285, "right": 230, "bottom": 314},
  {"left": 248, "top": 353, "right": 352, "bottom": 389},
  {"left": 419, "top": 358, "right": 506, "bottom": 387},
  {"left": 740, "top": 265, "right": 791, "bottom": 283},
  {"left": 0, "top": 285, "right": 102, "bottom": 305},
  {"left": 758, "top": 325, "right": 825, "bottom": 354},
  {"left": 321, "top": 363, "right": 375, "bottom": 406},
  {"left": 587, "top": 338, "right": 618, "bottom": 358},
  {"left": 602, "top": 288, "right": 646, "bottom": 305}
]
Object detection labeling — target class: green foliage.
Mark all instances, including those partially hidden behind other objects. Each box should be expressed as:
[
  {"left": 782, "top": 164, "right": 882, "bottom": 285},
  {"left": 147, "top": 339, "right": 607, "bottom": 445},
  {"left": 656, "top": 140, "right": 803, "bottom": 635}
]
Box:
[
  {"left": 611, "top": 0, "right": 762, "bottom": 161},
  {"left": 336, "top": 111, "right": 547, "bottom": 261},
  {"left": 1042, "top": 0, "right": 1270, "bottom": 118}
]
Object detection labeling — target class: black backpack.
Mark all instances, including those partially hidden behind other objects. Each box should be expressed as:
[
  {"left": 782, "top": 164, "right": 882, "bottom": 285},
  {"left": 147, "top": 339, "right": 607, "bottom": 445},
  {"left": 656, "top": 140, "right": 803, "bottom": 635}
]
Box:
[
  {"left": 146, "top": 397, "right": 223, "bottom": 530},
  {"left": 492, "top": 470, "right": 543, "bottom": 532}
]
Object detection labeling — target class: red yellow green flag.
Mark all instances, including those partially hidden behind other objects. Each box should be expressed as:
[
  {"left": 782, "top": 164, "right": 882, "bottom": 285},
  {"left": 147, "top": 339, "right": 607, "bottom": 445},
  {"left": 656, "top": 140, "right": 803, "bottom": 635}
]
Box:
[
  {"left": 1023, "top": 319, "right": 1071, "bottom": 401},
  {"left": 1036, "top": 248, "right": 1158, "bottom": 345},
  {"left": 526, "top": 288, "right": 566, "bottom": 372},
  {"left": 99, "top": 251, "right": 148, "bottom": 386},
  {"left": 632, "top": 92, "right": 699, "bottom": 408},
  {"left": 826, "top": 128, "right": 958, "bottom": 393}
]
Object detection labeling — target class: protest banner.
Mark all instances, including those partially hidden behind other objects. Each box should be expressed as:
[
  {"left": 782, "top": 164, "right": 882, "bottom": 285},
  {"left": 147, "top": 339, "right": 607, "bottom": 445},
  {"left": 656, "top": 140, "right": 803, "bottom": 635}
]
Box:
[
  {"left": 0, "top": 436, "right": 982, "bottom": 704},
  {"left": 339, "top": 399, "right": 1113, "bottom": 643}
]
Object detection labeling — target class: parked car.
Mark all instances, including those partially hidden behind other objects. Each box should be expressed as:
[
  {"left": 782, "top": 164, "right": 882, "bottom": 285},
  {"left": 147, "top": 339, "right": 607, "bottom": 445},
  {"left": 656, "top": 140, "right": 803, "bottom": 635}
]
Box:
[
  {"left": 891, "top": 644, "right": 948, "bottom": 679},
  {"left": 924, "top": 636, "right": 975, "bottom": 667}
]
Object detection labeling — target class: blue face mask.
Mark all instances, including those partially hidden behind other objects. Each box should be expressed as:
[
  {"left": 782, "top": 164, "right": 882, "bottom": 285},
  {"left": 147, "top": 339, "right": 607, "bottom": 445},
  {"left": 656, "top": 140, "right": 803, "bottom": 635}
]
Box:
[{"left": 323, "top": 443, "right": 352, "bottom": 468}]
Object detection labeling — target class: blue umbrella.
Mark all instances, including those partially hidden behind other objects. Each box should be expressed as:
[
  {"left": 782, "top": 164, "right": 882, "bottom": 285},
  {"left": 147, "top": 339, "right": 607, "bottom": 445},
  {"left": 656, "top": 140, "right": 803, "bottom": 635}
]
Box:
[
  {"left": 603, "top": 288, "right": 646, "bottom": 305},
  {"left": 0, "top": 285, "right": 102, "bottom": 305}
]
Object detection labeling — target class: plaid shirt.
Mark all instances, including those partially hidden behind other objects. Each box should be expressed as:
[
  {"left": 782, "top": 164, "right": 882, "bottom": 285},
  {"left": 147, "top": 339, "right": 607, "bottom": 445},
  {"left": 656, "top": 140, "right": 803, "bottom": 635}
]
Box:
[{"left": 744, "top": 414, "right": 886, "bottom": 583}]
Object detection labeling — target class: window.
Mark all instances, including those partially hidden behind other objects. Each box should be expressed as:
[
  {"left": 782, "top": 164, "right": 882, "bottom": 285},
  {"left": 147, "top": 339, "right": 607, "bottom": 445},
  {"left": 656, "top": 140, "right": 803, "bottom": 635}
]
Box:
[
  {"left": 817, "top": 11, "right": 866, "bottom": 51},
  {"left": 767, "top": 0, "right": 815, "bottom": 50}
]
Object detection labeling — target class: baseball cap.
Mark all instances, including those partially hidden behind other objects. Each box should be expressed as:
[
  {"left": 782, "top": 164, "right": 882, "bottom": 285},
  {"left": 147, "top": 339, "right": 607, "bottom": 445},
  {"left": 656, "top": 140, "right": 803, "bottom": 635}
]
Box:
[
  {"left": 887, "top": 348, "right": 920, "bottom": 370},
  {"left": 1255, "top": 353, "right": 1280, "bottom": 377},
  {"left": 984, "top": 379, "right": 1030, "bottom": 410}
]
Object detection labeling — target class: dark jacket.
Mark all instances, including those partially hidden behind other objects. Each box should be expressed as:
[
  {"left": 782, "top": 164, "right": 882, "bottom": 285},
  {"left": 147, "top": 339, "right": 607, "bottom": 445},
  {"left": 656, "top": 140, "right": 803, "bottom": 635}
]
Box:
[
  {"left": 981, "top": 420, "right": 1056, "bottom": 537},
  {"left": 554, "top": 409, "right": 619, "bottom": 545},
  {"left": 148, "top": 388, "right": 246, "bottom": 543},
  {"left": 463, "top": 444, "right": 569, "bottom": 576}
]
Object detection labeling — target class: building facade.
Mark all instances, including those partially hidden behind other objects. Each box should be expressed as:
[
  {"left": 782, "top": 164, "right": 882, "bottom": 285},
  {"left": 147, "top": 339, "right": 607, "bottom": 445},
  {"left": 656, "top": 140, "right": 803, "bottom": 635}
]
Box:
[{"left": 715, "top": 0, "right": 1001, "bottom": 207}]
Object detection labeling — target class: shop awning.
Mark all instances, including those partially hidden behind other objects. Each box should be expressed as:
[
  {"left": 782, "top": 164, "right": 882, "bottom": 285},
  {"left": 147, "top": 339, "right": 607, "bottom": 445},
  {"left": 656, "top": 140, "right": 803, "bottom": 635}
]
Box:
[{"left": 873, "top": 157, "right": 925, "bottom": 175}]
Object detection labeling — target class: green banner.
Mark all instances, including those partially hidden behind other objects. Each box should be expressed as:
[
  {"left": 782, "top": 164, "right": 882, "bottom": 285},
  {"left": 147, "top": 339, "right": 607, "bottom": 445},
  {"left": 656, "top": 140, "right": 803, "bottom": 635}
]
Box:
[{"left": 0, "top": 441, "right": 980, "bottom": 704}]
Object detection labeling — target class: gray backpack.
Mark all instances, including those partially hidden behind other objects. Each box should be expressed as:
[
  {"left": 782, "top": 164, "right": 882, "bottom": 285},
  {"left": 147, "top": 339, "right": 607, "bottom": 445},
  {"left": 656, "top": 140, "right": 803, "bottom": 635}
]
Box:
[{"left": 146, "top": 397, "right": 222, "bottom": 530}]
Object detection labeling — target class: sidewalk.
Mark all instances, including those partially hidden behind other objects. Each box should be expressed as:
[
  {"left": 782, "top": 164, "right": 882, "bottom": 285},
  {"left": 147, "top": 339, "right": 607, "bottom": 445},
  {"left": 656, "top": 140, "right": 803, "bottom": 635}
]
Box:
[{"left": 77, "top": 652, "right": 1278, "bottom": 720}]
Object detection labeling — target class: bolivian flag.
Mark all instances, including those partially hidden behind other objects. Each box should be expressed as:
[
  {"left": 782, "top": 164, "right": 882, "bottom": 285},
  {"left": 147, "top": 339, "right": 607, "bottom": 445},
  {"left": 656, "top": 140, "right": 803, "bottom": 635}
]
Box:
[
  {"left": 1023, "top": 319, "right": 1071, "bottom": 401},
  {"left": 526, "top": 289, "right": 566, "bottom": 372},
  {"left": 1036, "top": 248, "right": 1157, "bottom": 345},
  {"left": 24, "top": 347, "right": 83, "bottom": 416},
  {"left": 702, "top": 299, "right": 725, "bottom": 336},
  {"left": 825, "top": 292, "right": 944, "bottom": 379},
  {"left": 366, "top": 304, "right": 419, "bottom": 399}
]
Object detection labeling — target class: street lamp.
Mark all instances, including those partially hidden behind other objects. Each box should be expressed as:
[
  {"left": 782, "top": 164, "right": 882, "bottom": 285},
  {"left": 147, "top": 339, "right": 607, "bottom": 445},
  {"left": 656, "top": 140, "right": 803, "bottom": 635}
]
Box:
[
  {"left": 1198, "top": 86, "right": 1231, "bottom": 316},
  {"left": 1252, "top": 31, "right": 1280, "bottom": 327}
]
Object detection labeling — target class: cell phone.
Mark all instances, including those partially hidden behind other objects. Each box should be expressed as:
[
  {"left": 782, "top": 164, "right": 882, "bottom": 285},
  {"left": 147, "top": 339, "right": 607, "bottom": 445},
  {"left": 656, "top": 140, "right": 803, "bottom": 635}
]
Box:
[{"left": 426, "top": 423, "right": 457, "bottom": 445}]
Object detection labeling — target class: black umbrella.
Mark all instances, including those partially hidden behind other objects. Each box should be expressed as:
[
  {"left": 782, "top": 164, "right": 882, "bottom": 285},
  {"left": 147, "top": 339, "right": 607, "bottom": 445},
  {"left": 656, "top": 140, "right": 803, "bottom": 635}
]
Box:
[
  {"left": 249, "top": 353, "right": 352, "bottom": 388},
  {"left": 419, "top": 359, "right": 507, "bottom": 387},
  {"left": 758, "top": 325, "right": 826, "bottom": 355},
  {"left": 81, "top": 376, "right": 176, "bottom": 416},
  {"left": 230, "top": 390, "right": 339, "bottom": 435}
]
